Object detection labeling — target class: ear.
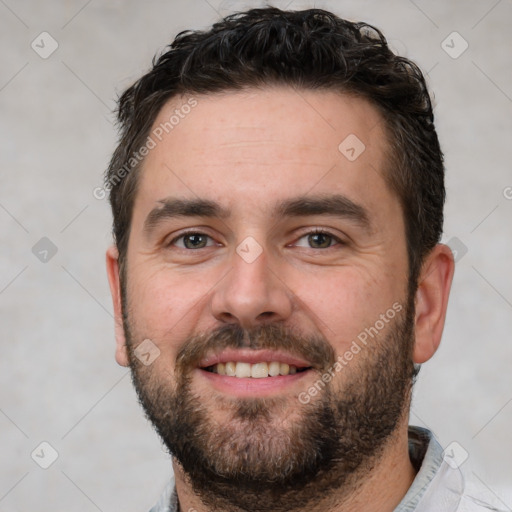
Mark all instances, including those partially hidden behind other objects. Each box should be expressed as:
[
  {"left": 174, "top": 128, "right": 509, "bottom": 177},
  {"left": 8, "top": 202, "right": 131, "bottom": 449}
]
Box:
[
  {"left": 106, "top": 245, "right": 130, "bottom": 367},
  {"left": 413, "top": 243, "right": 455, "bottom": 364}
]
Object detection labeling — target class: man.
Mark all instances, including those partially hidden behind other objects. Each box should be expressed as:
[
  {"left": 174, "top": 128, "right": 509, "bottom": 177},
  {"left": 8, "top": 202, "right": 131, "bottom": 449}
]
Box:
[{"left": 105, "top": 6, "right": 496, "bottom": 512}]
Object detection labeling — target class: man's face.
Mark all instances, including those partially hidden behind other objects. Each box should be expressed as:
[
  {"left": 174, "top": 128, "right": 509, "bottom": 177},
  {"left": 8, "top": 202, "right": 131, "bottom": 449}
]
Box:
[{"left": 118, "top": 87, "right": 415, "bottom": 507}]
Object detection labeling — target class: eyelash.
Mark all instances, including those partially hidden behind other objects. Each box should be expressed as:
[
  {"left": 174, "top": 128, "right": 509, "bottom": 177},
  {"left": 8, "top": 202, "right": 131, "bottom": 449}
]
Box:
[
  {"left": 167, "top": 228, "right": 344, "bottom": 250},
  {"left": 167, "top": 230, "right": 218, "bottom": 249},
  {"left": 295, "top": 228, "right": 345, "bottom": 248}
]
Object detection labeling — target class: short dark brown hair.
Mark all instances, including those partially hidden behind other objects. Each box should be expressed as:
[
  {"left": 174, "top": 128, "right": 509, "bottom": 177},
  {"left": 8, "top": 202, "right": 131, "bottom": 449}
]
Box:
[{"left": 106, "top": 6, "right": 444, "bottom": 292}]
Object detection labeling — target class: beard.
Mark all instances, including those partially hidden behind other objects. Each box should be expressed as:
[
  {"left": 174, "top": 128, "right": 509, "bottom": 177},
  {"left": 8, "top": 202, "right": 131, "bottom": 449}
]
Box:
[{"left": 123, "top": 294, "right": 418, "bottom": 512}]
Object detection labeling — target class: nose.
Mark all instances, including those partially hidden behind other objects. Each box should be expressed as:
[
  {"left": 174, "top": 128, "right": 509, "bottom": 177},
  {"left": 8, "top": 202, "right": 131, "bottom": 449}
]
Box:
[{"left": 210, "top": 244, "right": 294, "bottom": 328}]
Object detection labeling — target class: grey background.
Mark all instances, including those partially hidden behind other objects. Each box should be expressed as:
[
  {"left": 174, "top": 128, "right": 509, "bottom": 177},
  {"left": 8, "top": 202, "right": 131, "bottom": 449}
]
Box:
[{"left": 1, "top": 0, "right": 511, "bottom": 510}]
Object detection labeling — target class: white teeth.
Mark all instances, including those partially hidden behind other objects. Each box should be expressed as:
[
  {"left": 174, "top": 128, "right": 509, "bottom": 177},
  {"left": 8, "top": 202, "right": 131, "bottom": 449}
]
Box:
[
  {"left": 279, "top": 363, "right": 290, "bottom": 375},
  {"left": 251, "top": 362, "right": 269, "bottom": 378},
  {"left": 235, "top": 362, "right": 252, "bottom": 378},
  {"left": 225, "top": 361, "right": 236, "bottom": 376},
  {"left": 208, "top": 361, "right": 303, "bottom": 377},
  {"left": 268, "top": 361, "right": 281, "bottom": 377}
]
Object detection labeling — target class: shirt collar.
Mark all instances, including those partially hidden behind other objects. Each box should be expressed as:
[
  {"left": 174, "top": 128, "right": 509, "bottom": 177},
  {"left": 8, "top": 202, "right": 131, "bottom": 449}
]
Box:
[{"left": 394, "top": 425, "right": 464, "bottom": 512}]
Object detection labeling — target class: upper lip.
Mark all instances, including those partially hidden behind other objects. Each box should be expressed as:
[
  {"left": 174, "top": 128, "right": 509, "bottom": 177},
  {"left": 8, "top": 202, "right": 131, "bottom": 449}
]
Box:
[{"left": 198, "top": 349, "right": 313, "bottom": 369}]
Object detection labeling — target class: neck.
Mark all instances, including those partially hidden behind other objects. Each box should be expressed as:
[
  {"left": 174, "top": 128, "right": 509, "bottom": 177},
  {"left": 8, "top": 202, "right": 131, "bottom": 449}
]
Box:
[{"left": 172, "top": 420, "right": 417, "bottom": 512}]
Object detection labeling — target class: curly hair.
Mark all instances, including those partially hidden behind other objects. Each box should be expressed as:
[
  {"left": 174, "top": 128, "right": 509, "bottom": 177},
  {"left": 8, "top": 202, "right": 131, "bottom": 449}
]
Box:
[{"left": 106, "top": 6, "right": 444, "bottom": 293}]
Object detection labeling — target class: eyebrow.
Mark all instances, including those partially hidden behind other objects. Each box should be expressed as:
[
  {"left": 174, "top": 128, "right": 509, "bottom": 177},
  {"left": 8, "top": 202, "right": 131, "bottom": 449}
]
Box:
[
  {"left": 143, "top": 198, "right": 230, "bottom": 235},
  {"left": 143, "top": 194, "right": 372, "bottom": 237},
  {"left": 275, "top": 195, "right": 372, "bottom": 231}
]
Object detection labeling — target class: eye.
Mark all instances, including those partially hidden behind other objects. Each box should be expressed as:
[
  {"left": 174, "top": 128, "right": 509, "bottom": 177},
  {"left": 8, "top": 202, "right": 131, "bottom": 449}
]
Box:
[
  {"left": 294, "top": 230, "right": 341, "bottom": 249},
  {"left": 170, "top": 232, "right": 216, "bottom": 249}
]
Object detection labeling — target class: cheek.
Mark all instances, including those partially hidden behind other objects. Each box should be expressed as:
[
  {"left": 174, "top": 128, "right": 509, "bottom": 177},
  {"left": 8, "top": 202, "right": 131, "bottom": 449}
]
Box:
[
  {"left": 126, "top": 265, "right": 213, "bottom": 342},
  {"left": 289, "top": 266, "right": 401, "bottom": 348}
]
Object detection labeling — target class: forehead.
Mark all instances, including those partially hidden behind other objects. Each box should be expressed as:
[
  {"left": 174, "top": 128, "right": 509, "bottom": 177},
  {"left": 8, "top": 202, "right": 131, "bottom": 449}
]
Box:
[{"left": 134, "top": 86, "right": 395, "bottom": 221}]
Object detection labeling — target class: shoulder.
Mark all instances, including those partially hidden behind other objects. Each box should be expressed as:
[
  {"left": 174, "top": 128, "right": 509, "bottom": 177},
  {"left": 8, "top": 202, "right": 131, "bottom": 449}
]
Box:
[
  {"left": 457, "top": 477, "right": 511, "bottom": 512},
  {"left": 458, "top": 494, "right": 507, "bottom": 511},
  {"left": 148, "top": 478, "right": 175, "bottom": 512}
]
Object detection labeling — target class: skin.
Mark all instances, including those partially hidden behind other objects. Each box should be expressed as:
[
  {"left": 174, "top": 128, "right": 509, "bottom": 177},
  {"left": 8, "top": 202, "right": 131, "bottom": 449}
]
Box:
[{"left": 106, "top": 86, "right": 455, "bottom": 511}]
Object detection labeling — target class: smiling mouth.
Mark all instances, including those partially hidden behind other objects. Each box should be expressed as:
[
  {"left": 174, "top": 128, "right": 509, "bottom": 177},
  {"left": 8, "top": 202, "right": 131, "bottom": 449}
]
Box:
[{"left": 202, "top": 361, "right": 312, "bottom": 378}]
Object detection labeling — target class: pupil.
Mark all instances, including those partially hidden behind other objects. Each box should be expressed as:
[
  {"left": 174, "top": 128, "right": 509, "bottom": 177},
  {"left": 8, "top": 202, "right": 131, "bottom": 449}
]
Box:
[
  {"left": 185, "top": 234, "right": 206, "bottom": 249},
  {"left": 309, "top": 233, "right": 330, "bottom": 248}
]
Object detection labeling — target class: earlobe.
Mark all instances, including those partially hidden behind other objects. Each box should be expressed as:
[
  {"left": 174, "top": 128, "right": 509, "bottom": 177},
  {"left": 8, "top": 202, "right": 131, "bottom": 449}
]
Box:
[
  {"left": 106, "top": 245, "right": 130, "bottom": 367},
  {"left": 413, "top": 244, "right": 455, "bottom": 364}
]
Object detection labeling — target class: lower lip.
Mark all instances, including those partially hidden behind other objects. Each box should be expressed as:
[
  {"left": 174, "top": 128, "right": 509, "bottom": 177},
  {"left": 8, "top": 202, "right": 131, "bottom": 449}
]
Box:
[{"left": 196, "top": 368, "right": 312, "bottom": 397}]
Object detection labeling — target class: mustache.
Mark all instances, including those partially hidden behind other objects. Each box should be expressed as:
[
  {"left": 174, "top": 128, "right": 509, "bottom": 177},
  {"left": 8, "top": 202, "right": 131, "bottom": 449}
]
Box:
[{"left": 175, "top": 323, "right": 336, "bottom": 374}]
